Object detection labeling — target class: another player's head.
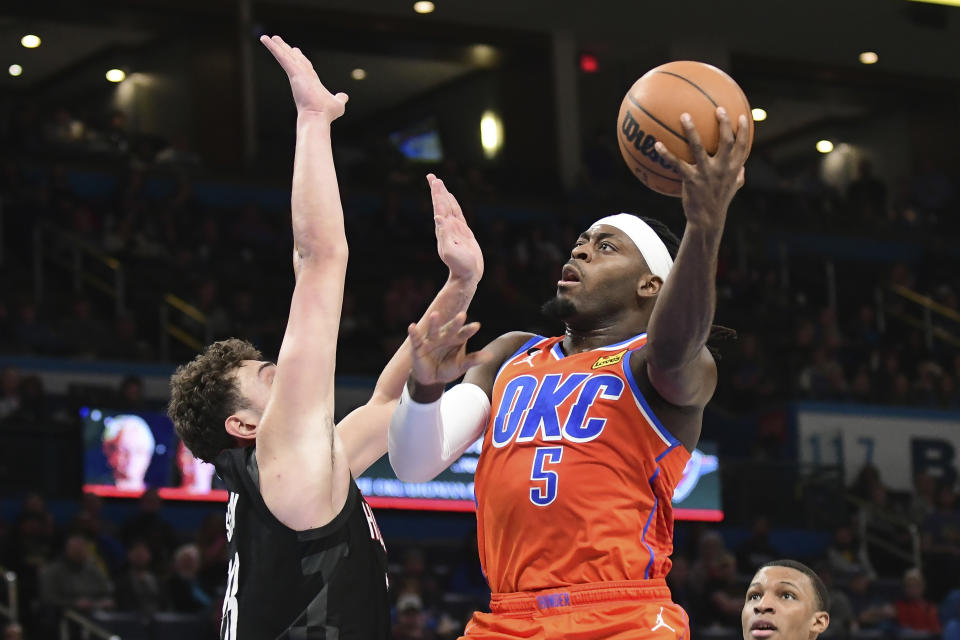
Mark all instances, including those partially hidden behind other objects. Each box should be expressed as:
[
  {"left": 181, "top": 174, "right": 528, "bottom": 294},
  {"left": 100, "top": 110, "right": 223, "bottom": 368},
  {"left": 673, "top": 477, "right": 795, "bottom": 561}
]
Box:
[
  {"left": 102, "top": 414, "right": 156, "bottom": 490},
  {"left": 543, "top": 214, "right": 679, "bottom": 329},
  {"left": 742, "top": 559, "right": 830, "bottom": 640},
  {"left": 168, "top": 338, "right": 269, "bottom": 463}
]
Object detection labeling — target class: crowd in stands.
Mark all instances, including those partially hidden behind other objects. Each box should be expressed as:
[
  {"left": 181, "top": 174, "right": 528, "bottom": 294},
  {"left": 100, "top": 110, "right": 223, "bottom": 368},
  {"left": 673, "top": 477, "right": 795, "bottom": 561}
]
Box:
[
  {"left": 1, "top": 461, "right": 958, "bottom": 639},
  {"left": 0, "top": 103, "right": 958, "bottom": 417},
  {"left": 0, "top": 94, "right": 958, "bottom": 639}
]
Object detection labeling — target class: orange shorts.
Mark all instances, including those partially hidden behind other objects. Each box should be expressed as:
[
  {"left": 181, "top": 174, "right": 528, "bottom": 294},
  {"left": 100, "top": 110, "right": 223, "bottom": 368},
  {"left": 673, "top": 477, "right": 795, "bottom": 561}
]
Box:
[{"left": 460, "top": 580, "right": 690, "bottom": 640}]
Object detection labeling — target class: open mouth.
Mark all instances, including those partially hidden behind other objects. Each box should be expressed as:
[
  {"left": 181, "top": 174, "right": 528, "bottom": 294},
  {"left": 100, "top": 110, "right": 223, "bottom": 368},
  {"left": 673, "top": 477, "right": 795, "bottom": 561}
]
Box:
[
  {"left": 749, "top": 620, "right": 777, "bottom": 638},
  {"left": 558, "top": 264, "right": 581, "bottom": 285}
]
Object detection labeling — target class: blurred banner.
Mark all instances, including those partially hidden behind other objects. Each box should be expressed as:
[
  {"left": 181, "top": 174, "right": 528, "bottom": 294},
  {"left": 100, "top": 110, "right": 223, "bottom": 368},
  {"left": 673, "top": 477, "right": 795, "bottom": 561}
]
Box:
[{"left": 797, "top": 404, "right": 960, "bottom": 491}]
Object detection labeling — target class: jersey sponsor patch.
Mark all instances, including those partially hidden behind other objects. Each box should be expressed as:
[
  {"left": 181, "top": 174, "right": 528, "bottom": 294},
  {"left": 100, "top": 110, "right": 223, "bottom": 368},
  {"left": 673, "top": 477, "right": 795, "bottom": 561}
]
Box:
[{"left": 592, "top": 349, "right": 627, "bottom": 370}]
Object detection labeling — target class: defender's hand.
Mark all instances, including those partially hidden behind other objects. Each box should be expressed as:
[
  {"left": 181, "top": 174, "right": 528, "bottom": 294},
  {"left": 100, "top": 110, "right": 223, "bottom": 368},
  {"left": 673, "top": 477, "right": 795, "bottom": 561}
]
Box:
[
  {"left": 408, "top": 311, "right": 491, "bottom": 386},
  {"left": 655, "top": 107, "right": 748, "bottom": 230},
  {"left": 428, "top": 174, "right": 483, "bottom": 283},
  {"left": 260, "top": 35, "right": 348, "bottom": 121}
]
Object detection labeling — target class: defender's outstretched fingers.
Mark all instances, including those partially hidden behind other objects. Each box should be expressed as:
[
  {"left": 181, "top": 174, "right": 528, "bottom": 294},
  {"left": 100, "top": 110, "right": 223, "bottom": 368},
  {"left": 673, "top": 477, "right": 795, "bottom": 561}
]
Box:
[
  {"left": 679, "top": 113, "right": 708, "bottom": 166},
  {"left": 437, "top": 312, "right": 469, "bottom": 338},
  {"left": 453, "top": 321, "right": 482, "bottom": 344},
  {"left": 654, "top": 142, "right": 695, "bottom": 181}
]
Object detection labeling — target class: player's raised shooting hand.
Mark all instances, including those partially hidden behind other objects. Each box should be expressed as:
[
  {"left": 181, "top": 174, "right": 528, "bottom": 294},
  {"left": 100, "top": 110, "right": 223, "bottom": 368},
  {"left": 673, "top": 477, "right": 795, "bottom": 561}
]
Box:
[
  {"left": 408, "top": 311, "right": 492, "bottom": 386},
  {"left": 260, "top": 35, "right": 348, "bottom": 121},
  {"left": 428, "top": 174, "right": 483, "bottom": 284},
  {"left": 654, "top": 106, "right": 748, "bottom": 231}
]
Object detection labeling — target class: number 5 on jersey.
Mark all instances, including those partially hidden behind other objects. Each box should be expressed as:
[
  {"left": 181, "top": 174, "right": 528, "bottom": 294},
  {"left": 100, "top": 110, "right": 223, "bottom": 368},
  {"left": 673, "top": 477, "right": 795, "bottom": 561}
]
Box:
[{"left": 530, "top": 446, "right": 563, "bottom": 506}]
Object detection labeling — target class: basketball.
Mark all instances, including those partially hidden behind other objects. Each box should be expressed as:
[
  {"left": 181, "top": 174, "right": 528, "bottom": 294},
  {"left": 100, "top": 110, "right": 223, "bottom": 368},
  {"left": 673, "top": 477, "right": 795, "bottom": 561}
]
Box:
[{"left": 616, "top": 61, "right": 754, "bottom": 197}]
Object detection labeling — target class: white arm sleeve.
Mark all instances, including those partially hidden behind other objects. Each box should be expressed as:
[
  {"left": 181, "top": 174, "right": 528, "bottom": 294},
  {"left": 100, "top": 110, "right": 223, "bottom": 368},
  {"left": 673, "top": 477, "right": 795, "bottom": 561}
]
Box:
[{"left": 388, "top": 382, "right": 490, "bottom": 483}]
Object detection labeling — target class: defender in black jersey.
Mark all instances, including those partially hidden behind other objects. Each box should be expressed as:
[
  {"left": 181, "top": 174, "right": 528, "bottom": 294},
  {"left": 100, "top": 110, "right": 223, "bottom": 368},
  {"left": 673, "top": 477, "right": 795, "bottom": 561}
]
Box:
[{"left": 167, "top": 35, "right": 485, "bottom": 640}]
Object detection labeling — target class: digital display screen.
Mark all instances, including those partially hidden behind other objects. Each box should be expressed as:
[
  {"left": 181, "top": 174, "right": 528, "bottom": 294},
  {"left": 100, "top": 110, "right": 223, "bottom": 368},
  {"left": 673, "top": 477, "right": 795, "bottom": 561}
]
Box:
[
  {"left": 80, "top": 402, "right": 722, "bottom": 521},
  {"left": 388, "top": 118, "right": 444, "bottom": 162},
  {"left": 81, "top": 407, "right": 227, "bottom": 501}
]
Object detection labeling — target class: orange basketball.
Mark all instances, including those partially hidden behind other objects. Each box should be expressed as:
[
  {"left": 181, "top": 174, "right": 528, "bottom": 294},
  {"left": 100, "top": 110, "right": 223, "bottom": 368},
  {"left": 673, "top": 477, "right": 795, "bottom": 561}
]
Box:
[{"left": 616, "top": 60, "right": 754, "bottom": 197}]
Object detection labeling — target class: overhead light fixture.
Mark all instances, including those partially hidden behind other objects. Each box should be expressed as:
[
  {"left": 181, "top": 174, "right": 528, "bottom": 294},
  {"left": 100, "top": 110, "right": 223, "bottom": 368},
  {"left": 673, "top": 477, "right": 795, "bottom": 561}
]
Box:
[
  {"left": 8, "top": 64, "right": 23, "bottom": 77},
  {"left": 816, "top": 140, "right": 834, "bottom": 154},
  {"left": 906, "top": 0, "right": 960, "bottom": 6},
  {"left": 751, "top": 108, "right": 767, "bottom": 122},
  {"left": 859, "top": 51, "right": 879, "bottom": 65},
  {"left": 480, "top": 110, "right": 503, "bottom": 159},
  {"left": 413, "top": 1, "right": 435, "bottom": 13},
  {"left": 21, "top": 35, "right": 41, "bottom": 49},
  {"left": 106, "top": 68, "right": 126, "bottom": 83},
  {"left": 351, "top": 68, "right": 367, "bottom": 80}
]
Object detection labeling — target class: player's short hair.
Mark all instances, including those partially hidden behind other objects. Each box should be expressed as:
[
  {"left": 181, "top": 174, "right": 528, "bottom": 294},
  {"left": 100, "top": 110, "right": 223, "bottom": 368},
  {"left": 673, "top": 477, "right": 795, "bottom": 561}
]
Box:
[
  {"left": 168, "top": 338, "right": 263, "bottom": 463},
  {"left": 761, "top": 559, "right": 831, "bottom": 612}
]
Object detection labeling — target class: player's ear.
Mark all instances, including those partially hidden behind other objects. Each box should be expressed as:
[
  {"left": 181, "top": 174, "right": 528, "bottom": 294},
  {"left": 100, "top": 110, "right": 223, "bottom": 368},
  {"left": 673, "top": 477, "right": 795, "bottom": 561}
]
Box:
[
  {"left": 225, "top": 413, "right": 257, "bottom": 441},
  {"left": 810, "top": 610, "right": 829, "bottom": 636},
  {"left": 637, "top": 274, "right": 662, "bottom": 298}
]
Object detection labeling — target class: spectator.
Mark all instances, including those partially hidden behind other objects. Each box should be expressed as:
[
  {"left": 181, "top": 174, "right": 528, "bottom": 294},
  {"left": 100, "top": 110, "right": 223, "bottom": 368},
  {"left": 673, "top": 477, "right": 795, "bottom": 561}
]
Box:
[
  {"left": 665, "top": 555, "right": 693, "bottom": 615},
  {"left": 38, "top": 533, "right": 115, "bottom": 614},
  {"left": 816, "top": 565, "right": 854, "bottom": 640},
  {"left": 894, "top": 568, "right": 940, "bottom": 633},
  {"left": 0, "top": 366, "right": 20, "bottom": 420},
  {"left": 115, "top": 540, "right": 164, "bottom": 615},
  {"left": 119, "top": 489, "right": 177, "bottom": 571},
  {"left": 846, "top": 568, "right": 896, "bottom": 633},
  {"left": 909, "top": 472, "right": 938, "bottom": 526},
  {"left": 736, "top": 515, "right": 779, "bottom": 575},
  {"left": 165, "top": 544, "right": 212, "bottom": 613},
  {"left": 5, "top": 376, "right": 48, "bottom": 425},
  {"left": 858, "top": 484, "right": 912, "bottom": 577},
  {"left": 699, "top": 552, "right": 743, "bottom": 631},
  {"left": 391, "top": 592, "right": 436, "bottom": 640},
  {"left": 689, "top": 530, "right": 728, "bottom": 594},
  {"left": 446, "top": 530, "right": 489, "bottom": 605},
  {"left": 826, "top": 524, "right": 870, "bottom": 580},
  {"left": 846, "top": 159, "right": 887, "bottom": 222},
  {"left": 920, "top": 484, "right": 960, "bottom": 601},
  {"left": 116, "top": 375, "right": 146, "bottom": 411}
]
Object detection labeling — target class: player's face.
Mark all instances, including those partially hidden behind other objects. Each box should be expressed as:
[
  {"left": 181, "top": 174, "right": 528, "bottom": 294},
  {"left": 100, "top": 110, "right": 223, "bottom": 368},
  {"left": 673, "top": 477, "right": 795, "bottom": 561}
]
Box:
[
  {"left": 234, "top": 360, "right": 277, "bottom": 415},
  {"left": 553, "top": 224, "right": 650, "bottom": 321},
  {"left": 742, "top": 567, "right": 828, "bottom": 640}
]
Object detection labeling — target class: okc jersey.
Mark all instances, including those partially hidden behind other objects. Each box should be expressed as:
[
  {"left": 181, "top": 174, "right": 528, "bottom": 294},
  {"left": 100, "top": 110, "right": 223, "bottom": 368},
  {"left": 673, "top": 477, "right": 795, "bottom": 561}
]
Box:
[{"left": 474, "top": 333, "right": 691, "bottom": 595}]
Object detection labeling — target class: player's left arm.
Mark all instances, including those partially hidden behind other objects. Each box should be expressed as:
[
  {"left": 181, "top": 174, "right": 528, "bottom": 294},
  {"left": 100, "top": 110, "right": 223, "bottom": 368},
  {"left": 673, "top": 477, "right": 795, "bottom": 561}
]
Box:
[
  {"left": 641, "top": 108, "right": 748, "bottom": 414},
  {"left": 335, "top": 174, "right": 483, "bottom": 476}
]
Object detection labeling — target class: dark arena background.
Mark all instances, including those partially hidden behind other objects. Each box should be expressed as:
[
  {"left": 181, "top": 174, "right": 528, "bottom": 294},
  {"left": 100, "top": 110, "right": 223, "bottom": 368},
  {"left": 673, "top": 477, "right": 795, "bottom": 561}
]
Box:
[{"left": 1, "top": 0, "right": 959, "bottom": 638}]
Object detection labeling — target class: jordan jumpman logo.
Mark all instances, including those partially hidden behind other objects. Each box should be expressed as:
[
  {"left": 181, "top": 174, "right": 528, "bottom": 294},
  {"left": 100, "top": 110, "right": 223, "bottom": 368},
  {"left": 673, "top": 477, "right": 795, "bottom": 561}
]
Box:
[{"left": 650, "top": 607, "right": 676, "bottom": 633}]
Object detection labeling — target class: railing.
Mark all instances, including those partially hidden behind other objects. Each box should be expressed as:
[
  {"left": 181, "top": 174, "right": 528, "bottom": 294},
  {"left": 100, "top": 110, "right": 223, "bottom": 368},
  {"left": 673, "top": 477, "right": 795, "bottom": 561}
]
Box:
[
  {"left": 849, "top": 494, "right": 922, "bottom": 572},
  {"left": 0, "top": 567, "right": 18, "bottom": 623},
  {"left": 159, "top": 293, "right": 209, "bottom": 360},
  {"left": 32, "top": 223, "right": 125, "bottom": 318},
  {"left": 59, "top": 609, "right": 121, "bottom": 640},
  {"left": 885, "top": 284, "right": 960, "bottom": 349}
]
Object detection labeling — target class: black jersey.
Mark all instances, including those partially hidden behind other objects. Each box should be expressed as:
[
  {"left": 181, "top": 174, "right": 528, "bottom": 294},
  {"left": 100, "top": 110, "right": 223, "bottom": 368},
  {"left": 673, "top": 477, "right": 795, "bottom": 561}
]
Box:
[{"left": 214, "top": 446, "right": 390, "bottom": 640}]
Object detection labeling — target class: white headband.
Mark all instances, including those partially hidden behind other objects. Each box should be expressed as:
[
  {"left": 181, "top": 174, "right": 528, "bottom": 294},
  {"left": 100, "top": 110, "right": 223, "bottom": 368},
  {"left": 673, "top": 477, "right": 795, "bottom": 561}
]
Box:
[{"left": 592, "top": 214, "right": 674, "bottom": 281}]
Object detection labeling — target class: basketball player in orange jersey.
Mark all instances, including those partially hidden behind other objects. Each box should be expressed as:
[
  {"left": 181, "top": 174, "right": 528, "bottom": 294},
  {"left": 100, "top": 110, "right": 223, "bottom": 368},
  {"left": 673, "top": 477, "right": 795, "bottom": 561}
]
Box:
[{"left": 388, "top": 107, "right": 749, "bottom": 639}]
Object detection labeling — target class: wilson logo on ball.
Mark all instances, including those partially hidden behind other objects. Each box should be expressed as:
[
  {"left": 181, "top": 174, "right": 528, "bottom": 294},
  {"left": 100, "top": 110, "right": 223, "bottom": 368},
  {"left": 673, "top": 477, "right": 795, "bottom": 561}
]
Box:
[{"left": 620, "top": 111, "right": 675, "bottom": 172}]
